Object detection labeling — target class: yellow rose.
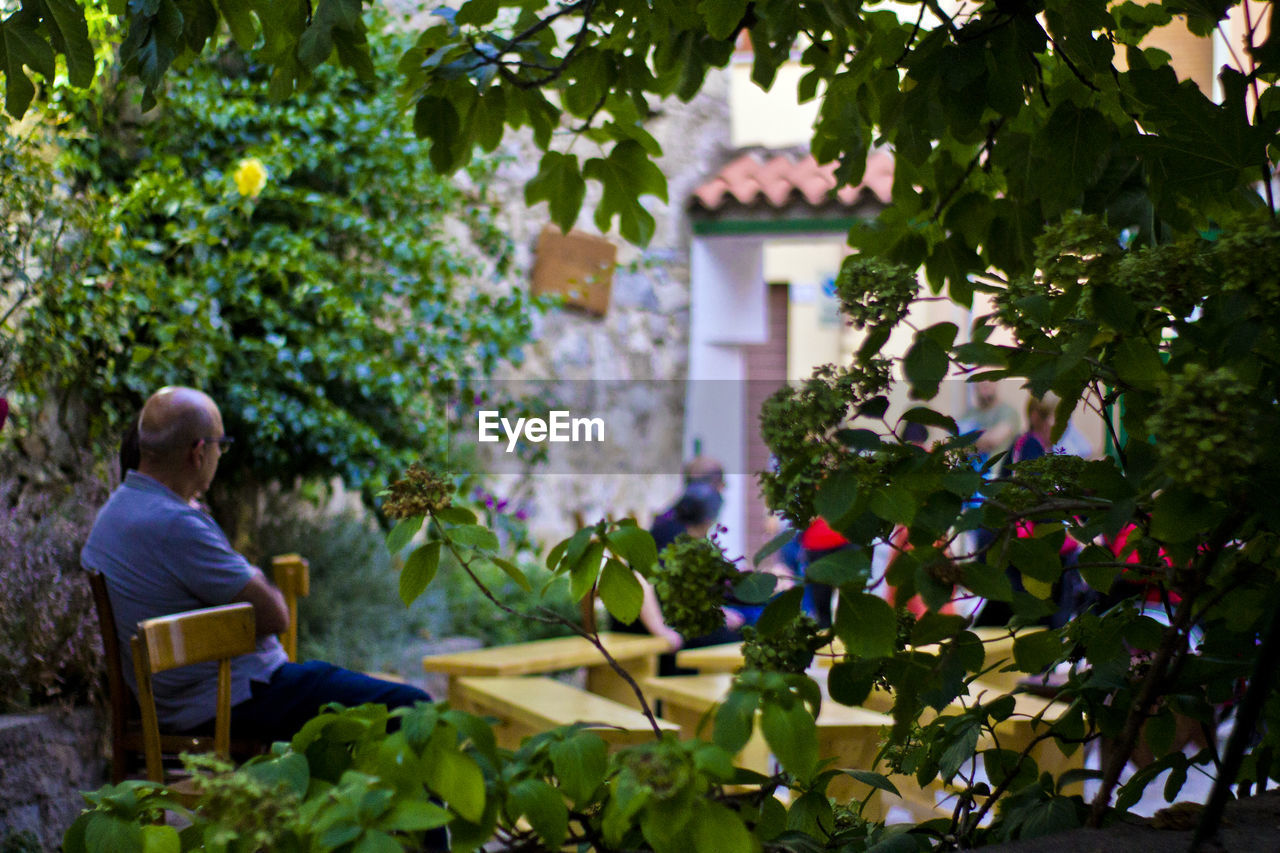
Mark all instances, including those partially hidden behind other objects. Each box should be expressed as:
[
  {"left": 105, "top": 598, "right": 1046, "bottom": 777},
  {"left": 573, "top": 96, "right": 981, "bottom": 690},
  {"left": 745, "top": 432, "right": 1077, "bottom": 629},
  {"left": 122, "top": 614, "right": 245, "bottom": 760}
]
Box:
[{"left": 233, "top": 157, "right": 268, "bottom": 198}]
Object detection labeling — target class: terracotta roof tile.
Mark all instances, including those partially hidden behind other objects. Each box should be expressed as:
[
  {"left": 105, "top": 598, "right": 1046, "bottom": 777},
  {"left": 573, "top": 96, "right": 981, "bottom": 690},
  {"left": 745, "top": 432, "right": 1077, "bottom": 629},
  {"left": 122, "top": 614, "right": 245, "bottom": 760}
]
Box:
[{"left": 691, "top": 149, "right": 894, "bottom": 214}]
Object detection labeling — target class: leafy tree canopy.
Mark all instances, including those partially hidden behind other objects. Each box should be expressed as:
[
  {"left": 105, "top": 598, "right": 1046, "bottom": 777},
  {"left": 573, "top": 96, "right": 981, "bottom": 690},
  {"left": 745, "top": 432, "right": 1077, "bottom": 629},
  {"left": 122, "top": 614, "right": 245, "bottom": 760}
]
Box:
[
  {"left": 3, "top": 0, "right": 1278, "bottom": 257},
  {"left": 9, "top": 11, "right": 538, "bottom": 514}
]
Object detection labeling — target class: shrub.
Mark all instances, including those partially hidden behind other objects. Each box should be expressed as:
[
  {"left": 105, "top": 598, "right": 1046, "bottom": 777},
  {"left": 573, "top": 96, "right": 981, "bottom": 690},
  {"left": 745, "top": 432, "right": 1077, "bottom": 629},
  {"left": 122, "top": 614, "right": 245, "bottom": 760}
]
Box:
[
  {"left": 252, "top": 494, "right": 578, "bottom": 674},
  {"left": 419, "top": 553, "right": 580, "bottom": 648},
  {"left": 0, "top": 463, "right": 106, "bottom": 710},
  {"left": 253, "top": 499, "right": 433, "bottom": 674}
]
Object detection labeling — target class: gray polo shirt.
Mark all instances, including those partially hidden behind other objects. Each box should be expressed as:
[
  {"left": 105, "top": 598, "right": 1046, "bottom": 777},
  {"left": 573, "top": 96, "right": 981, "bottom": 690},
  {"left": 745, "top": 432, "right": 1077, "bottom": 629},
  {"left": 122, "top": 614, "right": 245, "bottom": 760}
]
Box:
[{"left": 82, "top": 471, "right": 287, "bottom": 731}]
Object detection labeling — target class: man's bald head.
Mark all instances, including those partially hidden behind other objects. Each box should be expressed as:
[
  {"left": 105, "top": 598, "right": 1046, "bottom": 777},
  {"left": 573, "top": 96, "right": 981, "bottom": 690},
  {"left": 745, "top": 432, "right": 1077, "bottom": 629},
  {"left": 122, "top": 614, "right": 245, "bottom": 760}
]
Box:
[{"left": 138, "top": 386, "right": 219, "bottom": 466}]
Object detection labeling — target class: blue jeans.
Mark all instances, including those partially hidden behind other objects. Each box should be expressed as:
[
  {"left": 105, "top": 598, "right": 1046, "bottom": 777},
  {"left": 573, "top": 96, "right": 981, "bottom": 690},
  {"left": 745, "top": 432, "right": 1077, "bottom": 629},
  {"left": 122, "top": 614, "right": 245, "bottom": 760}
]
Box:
[{"left": 187, "top": 660, "right": 432, "bottom": 743}]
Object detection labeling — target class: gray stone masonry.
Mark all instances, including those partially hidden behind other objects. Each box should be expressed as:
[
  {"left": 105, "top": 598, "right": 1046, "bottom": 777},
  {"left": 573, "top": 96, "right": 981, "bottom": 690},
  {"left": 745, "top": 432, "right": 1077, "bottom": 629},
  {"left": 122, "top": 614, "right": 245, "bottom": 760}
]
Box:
[{"left": 0, "top": 709, "right": 107, "bottom": 852}]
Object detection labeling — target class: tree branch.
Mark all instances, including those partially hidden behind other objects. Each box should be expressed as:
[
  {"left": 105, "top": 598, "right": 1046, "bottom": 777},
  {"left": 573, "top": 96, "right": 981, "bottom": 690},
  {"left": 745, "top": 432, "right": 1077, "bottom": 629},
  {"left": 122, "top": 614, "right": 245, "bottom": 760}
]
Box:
[{"left": 439, "top": 528, "right": 665, "bottom": 737}]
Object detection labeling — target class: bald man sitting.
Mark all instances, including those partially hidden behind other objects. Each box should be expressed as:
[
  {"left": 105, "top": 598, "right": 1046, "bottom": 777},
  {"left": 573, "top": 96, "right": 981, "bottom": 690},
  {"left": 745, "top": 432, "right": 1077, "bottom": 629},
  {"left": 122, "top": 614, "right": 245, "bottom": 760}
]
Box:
[{"left": 82, "top": 386, "right": 432, "bottom": 743}]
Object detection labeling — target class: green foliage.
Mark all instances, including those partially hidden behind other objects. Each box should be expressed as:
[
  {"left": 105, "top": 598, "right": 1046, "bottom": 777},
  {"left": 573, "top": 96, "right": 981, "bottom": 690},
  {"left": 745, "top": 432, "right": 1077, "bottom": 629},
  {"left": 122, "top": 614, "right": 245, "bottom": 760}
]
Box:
[
  {"left": 254, "top": 499, "right": 433, "bottom": 674},
  {"left": 13, "top": 15, "right": 538, "bottom": 509},
  {"left": 742, "top": 613, "right": 823, "bottom": 674},
  {"left": 0, "top": 830, "right": 41, "bottom": 853},
  {"left": 66, "top": 704, "right": 829, "bottom": 853},
  {"left": 651, "top": 532, "right": 741, "bottom": 639}
]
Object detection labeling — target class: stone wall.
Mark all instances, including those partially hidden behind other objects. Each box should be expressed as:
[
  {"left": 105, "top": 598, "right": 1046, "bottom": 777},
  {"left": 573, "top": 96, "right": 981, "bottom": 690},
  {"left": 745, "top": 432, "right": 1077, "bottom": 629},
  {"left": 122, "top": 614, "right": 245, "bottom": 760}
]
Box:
[
  {"left": 0, "top": 709, "right": 106, "bottom": 851},
  {"left": 480, "top": 70, "right": 735, "bottom": 546}
]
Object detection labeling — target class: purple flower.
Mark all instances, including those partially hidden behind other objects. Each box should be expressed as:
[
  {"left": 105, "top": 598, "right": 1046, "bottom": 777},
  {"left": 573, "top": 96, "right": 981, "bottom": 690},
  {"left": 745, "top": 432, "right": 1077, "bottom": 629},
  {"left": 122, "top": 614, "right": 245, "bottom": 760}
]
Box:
[{"left": 0, "top": 397, "right": 8, "bottom": 432}]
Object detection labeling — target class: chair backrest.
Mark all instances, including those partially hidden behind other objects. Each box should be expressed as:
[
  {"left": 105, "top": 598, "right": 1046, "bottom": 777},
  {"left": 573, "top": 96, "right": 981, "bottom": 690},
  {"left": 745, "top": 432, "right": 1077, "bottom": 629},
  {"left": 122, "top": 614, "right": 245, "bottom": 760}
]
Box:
[
  {"left": 270, "top": 553, "right": 310, "bottom": 662},
  {"left": 131, "top": 603, "right": 257, "bottom": 782},
  {"left": 87, "top": 569, "right": 132, "bottom": 776}
]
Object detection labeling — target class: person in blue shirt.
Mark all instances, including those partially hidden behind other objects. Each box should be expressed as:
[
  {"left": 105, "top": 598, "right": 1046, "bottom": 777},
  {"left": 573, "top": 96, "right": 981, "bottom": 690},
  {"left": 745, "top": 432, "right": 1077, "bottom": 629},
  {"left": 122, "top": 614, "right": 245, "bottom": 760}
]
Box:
[{"left": 83, "top": 386, "right": 430, "bottom": 742}]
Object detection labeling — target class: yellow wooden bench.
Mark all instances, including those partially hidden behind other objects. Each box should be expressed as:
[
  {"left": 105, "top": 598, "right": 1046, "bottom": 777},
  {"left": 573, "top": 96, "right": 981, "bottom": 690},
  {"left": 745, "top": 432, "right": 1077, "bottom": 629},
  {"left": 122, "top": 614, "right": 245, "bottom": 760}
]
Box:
[
  {"left": 423, "top": 632, "right": 669, "bottom": 709},
  {"left": 452, "top": 676, "right": 678, "bottom": 750}
]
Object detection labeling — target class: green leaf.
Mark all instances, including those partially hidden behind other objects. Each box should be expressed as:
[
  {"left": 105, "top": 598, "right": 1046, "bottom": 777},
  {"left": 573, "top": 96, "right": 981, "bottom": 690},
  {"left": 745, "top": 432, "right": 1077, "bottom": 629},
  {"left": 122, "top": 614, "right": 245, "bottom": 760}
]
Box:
[
  {"left": 570, "top": 540, "right": 605, "bottom": 602},
  {"left": 1012, "top": 629, "right": 1062, "bottom": 674},
  {"left": 599, "top": 558, "right": 644, "bottom": 624},
  {"left": 140, "top": 825, "right": 180, "bottom": 853},
  {"left": 1008, "top": 537, "right": 1063, "bottom": 585},
  {"left": 815, "top": 470, "right": 859, "bottom": 527},
  {"left": 584, "top": 140, "right": 667, "bottom": 246},
  {"left": 1150, "top": 486, "right": 1218, "bottom": 543},
  {"left": 413, "top": 94, "right": 463, "bottom": 173},
  {"left": 755, "top": 586, "right": 804, "bottom": 636},
  {"left": 901, "top": 406, "right": 958, "bottom": 434},
  {"left": 785, "top": 789, "right": 833, "bottom": 837},
  {"left": 910, "top": 612, "right": 968, "bottom": 646},
  {"left": 834, "top": 593, "right": 897, "bottom": 659},
  {"left": 2, "top": 15, "right": 55, "bottom": 118},
  {"left": 526, "top": 152, "right": 587, "bottom": 233},
  {"left": 386, "top": 516, "right": 423, "bottom": 555},
  {"left": 697, "top": 0, "right": 747, "bottom": 40},
  {"left": 43, "top": 0, "right": 95, "bottom": 87},
  {"left": 1113, "top": 337, "right": 1168, "bottom": 391},
  {"left": 435, "top": 506, "right": 478, "bottom": 525},
  {"left": 1076, "top": 544, "right": 1119, "bottom": 594},
  {"left": 454, "top": 0, "right": 499, "bottom": 26},
  {"left": 549, "top": 732, "right": 608, "bottom": 804},
  {"left": 352, "top": 831, "right": 402, "bottom": 853},
  {"left": 211, "top": 0, "right": 257, "bottom": 48},
  {"left": 805, "top": 548, "right": 870, "bottom": 587},
  {"left": 762, "top": 698, "right": 818, "bottom": 780},
  {"left": 870, "top": 485, "right": 916, "bottom": 526},
  {"left": 424, "top": 746, "right": 486, "bottom": 823},
  {"left": 1040, "top": 104, "right": 1113, "bottom": 204},
  {"left": 545, "top": 537, "right": 570, "bottom": 572},
  {"left": 713, "top": 687, "right": 758, "bottom": 753},
  {"left": 827, "top": 659, "right": 878, "bottom": 707},
  {"left": 508, "top": 779, "right": 568, "bottom": 849},
  {"left": 838, "top": 428, "right": 884, "bottom": 451},
  {"left": 382, "top": 799, "right": 453, "bottom": 832},
  {"left": 602, "top": 771, "right": 650, "bottom": 846},
  {"left": 400, "top": 541, "right": 441, "bottom": 605},
  {"left": 844, "top": 769, "right": 901, "bottom": 798},
  {"left": 903, "top": 333, "right": 950, "bottom": 399},
  {"left": 607, "top": 525, "right": 659, "bottom": 576},
  {"left": 488, "top": 555, "right": 531, "bottom": 592},
  {"left": 562, "top": 527, "right": 595, "bottom": 571},
  {"left": 962, "top": 560, "right": 1014, "bottom": 602},
  {"left": 733, "top": 572, "right": 778, "bottom": 604},
  {"left": 85, "top": 815, "right": 143, "bottom": 853},
  {"left": 246, "top": 752, "right": 310, "bottom": 797},
  {"left": 448, "top": 524, "right": 500, "bottom": 551},
  {"left": 692, "top": 801, "right": 754, "bottom": 853}
]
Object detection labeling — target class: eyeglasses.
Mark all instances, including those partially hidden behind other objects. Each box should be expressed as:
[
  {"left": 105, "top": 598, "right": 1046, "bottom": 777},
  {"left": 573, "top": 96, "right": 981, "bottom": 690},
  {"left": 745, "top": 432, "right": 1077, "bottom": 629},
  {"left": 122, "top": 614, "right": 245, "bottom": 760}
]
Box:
[{"left": 195, "top": 436, "right": 235, "bottom": 450}]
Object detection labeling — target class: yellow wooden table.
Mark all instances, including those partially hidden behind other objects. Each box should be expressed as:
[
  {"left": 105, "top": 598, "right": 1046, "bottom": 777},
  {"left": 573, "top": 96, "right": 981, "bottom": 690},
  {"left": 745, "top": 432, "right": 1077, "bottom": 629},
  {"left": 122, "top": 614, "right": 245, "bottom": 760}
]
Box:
[
  {"left": 453, "top": 676, "right": 678, "bottom": 750},
  {"left": 423, "top": 632, "right": 669, "bottom": 710}
]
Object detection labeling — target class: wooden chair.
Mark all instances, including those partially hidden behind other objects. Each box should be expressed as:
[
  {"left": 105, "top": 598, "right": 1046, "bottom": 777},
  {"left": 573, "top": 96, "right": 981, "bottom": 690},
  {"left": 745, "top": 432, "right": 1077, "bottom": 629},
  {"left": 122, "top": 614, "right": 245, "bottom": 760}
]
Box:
[
  {"left": 270, "top": 553, "right": 310, "bottom": 662},
  {"left": 87, "top": 570, "right": 268, "bottom": 783},
  {"left": 131, "top": 603, "right": 258, "bottom": 792}
]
